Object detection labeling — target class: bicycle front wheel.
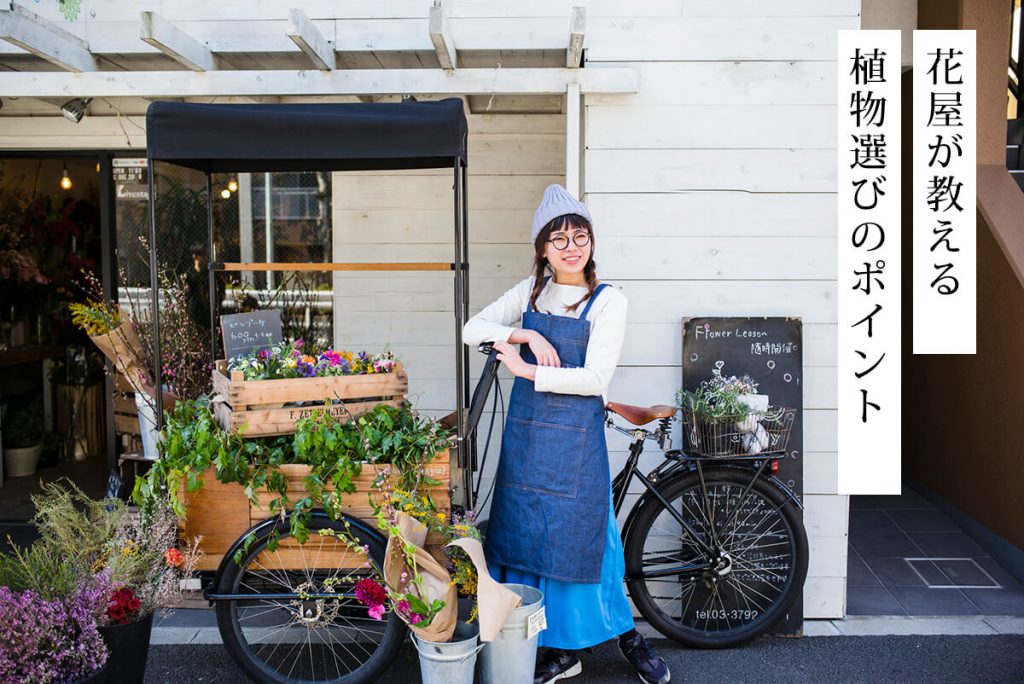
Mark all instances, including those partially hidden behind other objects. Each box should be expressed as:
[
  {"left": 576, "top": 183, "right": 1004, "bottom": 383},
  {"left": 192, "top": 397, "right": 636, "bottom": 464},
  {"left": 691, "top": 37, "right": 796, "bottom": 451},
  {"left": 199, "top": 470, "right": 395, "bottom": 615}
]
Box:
[
  {"left": 215, "top": 513, "right": 405, "bottom": 684},
  {"left": 624, "top": 467, "right": 808, "bottom": 648}
]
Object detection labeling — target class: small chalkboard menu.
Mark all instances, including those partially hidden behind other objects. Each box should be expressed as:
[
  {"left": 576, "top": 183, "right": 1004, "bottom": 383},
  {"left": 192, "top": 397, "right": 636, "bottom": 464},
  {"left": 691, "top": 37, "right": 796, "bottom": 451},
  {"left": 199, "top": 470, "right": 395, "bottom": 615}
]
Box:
[
  {"left": 682, "top": 316, "right": 804, "bottom": 634},
  {"left": 221, "top": 309, "right": 284, "bottom": 361}
]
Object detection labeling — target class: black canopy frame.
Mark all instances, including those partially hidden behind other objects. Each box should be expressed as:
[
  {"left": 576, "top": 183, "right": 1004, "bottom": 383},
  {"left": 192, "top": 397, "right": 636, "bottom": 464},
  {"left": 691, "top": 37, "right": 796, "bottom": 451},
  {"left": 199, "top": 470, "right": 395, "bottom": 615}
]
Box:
[{"left": 144, "top": 98, "right": 475, "bottom": 508}]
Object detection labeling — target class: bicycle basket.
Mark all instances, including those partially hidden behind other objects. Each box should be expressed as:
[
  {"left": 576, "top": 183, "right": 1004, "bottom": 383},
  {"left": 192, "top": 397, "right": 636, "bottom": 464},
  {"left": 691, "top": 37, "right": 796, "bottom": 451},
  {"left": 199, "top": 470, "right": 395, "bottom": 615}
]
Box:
[{"left": 680, "top": 405, "right": 796, "bottom": 458}]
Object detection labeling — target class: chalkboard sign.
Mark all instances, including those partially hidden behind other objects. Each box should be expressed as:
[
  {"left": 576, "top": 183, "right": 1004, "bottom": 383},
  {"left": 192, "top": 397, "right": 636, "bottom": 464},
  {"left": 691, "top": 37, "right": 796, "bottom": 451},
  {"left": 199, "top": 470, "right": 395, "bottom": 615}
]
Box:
[
  {"left": 682, "top": 316, "right": 804, "bottom": 634},
  {"left": 221, "top": 310, "right": 284, "bottom": 361}
]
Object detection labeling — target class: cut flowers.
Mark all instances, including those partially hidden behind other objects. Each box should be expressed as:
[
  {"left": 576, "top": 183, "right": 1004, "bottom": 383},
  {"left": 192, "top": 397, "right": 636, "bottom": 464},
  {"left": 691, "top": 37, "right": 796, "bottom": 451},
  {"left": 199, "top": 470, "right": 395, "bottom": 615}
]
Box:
[{"left": 227, "top": 339, "right": 396, "bottom": 380}]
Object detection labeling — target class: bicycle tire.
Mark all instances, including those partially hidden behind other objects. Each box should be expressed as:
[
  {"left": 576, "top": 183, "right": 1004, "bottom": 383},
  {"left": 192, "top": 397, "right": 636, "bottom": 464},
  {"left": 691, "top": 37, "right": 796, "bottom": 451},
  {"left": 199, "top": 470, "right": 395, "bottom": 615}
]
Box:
[
  {"left": 216, "top": 514, "right": 405, "bottom": 684},
  {"left": 624, "top": 467, "right": 808, "bottom": 648}
]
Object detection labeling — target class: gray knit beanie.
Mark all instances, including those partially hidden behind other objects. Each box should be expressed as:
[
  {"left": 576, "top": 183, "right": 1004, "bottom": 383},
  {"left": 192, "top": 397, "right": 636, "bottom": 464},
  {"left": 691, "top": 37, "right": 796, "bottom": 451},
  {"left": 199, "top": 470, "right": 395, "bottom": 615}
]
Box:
[{"left": 531, "top": 184, "right": 592, "bottom": 243}]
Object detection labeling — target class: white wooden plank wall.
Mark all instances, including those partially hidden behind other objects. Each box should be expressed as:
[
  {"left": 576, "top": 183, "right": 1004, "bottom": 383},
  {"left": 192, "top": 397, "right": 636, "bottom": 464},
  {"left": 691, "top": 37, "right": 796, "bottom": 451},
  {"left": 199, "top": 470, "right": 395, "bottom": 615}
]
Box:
[
  {"left": 580, "top": 0, "right": 857, "bottom": 619},
  {"left": 1, "top": 0, "right": 857, "bottom": 620},
  {"left": 331, "top": 111, "right": 561, "bottom": 420}
]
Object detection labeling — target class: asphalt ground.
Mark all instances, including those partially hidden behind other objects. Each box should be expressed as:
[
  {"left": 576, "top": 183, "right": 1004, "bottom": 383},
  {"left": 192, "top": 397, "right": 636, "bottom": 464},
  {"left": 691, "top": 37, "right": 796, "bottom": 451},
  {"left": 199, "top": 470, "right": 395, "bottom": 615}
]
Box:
[{"left": 145, "top": 634, "right": 1024, "bottom": 683}]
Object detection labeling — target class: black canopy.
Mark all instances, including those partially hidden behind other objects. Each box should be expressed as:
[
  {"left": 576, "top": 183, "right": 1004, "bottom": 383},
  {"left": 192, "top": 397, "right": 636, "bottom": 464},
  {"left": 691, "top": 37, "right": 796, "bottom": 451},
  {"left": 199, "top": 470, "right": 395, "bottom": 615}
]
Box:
[{"left": 146, "top": 98, "right": 468, "bottom": 173}]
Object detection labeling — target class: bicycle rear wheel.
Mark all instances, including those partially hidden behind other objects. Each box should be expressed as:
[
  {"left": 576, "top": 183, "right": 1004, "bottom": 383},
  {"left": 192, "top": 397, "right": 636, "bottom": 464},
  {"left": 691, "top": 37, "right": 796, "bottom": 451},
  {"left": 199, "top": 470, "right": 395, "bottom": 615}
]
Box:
[
  {"left": 624, "top": 467, "right": 807, "bottom": 648},
  {"left": 215, "top": 513, "right": 405, "bottom": 684}
]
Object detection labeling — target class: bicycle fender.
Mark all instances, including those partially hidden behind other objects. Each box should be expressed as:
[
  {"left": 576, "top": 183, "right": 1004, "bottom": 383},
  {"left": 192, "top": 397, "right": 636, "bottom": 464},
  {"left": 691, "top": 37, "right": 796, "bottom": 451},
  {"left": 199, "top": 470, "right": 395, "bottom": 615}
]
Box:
[
  {"left": 638, "top": 463, "right": 805, "bottom": 512},
  {"left": 212, "top": 510, "right": 388, "bottom": 582}
]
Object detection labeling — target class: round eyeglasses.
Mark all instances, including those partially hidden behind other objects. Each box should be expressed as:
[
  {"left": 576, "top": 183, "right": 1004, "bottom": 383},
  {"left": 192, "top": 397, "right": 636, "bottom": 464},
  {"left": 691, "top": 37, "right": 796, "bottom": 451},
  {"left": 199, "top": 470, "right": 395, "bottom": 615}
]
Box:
[{"left": 547, "top": 232, "right": 591, "bottom": 250}]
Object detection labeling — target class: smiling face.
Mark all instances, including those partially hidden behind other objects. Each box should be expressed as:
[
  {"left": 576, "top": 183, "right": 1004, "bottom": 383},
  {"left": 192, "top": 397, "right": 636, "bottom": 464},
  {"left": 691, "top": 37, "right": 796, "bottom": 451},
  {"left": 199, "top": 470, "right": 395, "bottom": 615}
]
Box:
[{"left": 539, "top": 214, "right": 593, "bottom": 285}]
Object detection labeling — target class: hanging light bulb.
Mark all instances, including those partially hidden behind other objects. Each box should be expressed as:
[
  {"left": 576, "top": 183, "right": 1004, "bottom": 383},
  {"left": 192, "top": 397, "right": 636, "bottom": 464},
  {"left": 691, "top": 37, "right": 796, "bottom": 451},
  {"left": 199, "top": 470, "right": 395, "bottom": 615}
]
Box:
[
  {"left": 60, "top": 163, "right": 72, "bottom": 190},
  {"left": 220, "top": 188, "right": 231, "bottom": 199},
  {"left": 228, "top": 178, "right": 238, "bottom": 193}
]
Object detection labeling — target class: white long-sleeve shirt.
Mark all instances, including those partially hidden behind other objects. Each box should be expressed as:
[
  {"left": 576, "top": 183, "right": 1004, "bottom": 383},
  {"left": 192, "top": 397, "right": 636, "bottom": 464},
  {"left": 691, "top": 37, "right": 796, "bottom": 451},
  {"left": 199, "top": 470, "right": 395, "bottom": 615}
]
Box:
[{"left": 462, "top": 276, "right": 627, "bottom": 397}]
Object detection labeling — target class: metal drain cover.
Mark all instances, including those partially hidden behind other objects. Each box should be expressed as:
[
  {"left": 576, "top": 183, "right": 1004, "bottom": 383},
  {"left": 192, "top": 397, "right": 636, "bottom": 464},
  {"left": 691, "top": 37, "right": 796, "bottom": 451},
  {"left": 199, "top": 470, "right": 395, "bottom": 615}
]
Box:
[{"left": 904, "top": 557, "right": 1000, "bottom": 589}]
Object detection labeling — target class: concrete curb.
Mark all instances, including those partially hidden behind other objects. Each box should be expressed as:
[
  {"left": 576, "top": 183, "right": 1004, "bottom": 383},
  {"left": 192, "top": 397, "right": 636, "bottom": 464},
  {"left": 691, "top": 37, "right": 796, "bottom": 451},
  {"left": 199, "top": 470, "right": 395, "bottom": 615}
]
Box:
[{"left": 152, "top": 612, "right": 1024, "bottom": 645}]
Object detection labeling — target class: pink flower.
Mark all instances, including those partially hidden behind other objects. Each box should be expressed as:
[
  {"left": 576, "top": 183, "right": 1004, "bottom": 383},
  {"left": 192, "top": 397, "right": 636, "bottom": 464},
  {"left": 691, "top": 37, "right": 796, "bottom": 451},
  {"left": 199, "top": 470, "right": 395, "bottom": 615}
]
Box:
[
  {"left": 396, "top": 600, "right": 411, "bottom": 616},
  {"left": 367, "top": 604, "right": 385, "bottom": 621},
  {"left": 353, "top": 578, "right": 387, "bottom": 609},
  {"left": 409, "top": 612, "right": 423, "bottom": 625},
  {"left": 293, "top": 339, "right": 305, "bottom": 349}
]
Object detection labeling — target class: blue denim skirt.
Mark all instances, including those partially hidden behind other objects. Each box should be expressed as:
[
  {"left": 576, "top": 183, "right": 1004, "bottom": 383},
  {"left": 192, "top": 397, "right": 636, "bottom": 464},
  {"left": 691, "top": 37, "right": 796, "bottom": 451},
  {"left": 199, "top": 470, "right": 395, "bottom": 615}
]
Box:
[{"left": 487, "top": 493, "right": 635, "bottom": 650}]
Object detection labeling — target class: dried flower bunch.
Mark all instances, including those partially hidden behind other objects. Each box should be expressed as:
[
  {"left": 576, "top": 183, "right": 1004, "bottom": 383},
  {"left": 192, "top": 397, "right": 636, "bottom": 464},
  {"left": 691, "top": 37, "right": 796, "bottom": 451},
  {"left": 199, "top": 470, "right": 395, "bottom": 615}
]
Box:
[
  {"left": 70, "top": 257, "right": 213, "bottom": 402},
  {"left": 118, "top": 261, "right": 213, "bottom": 401},
  {"left": 0, "top": 190, "right": 46, "bottom": 285},
  {"left": 677, "top": 366, "right": 761, "bottom": 421},
  {"left": 371, "top": 479, "right": 483, "bottom": 626},
  {"left": 227, "top": 338, "right": 396, "bottom": 380},
  {"left": 68, "top": 270, "right": 123, "bottom": 336}
]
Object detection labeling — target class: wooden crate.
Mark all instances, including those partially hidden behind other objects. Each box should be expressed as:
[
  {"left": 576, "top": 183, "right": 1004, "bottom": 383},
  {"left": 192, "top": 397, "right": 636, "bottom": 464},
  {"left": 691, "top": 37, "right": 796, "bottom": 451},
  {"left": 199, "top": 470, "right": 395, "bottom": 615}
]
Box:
[
  {"left": 211, "top": 360, "right": 408, "bottom": 437},
  {"left": 180, "top": 448, "right": 450, "bottom": 571}
]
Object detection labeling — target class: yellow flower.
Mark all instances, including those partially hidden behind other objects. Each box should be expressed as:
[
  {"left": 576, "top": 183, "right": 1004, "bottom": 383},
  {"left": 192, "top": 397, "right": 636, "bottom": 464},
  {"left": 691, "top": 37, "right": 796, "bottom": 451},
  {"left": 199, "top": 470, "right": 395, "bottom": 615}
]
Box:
[
  {"left": 285, "top": 357, "right": 297, "bottom": 368},
  {"left": 436, "top": 513, "right": 446, "bottom": 521}
]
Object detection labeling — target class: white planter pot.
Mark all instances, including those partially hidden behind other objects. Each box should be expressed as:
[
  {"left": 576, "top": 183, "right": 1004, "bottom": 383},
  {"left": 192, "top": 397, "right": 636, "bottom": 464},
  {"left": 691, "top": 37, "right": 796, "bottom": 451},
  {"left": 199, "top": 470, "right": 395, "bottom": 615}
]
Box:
[
  {"left": 734, "top": 394, "right": 770, "bottom": 434},
  {"left": 135, "top": 393, "right": 160, "bottom": 460},
  {"left": 3, "top": 445, "right": 42, "bottom": 477}
]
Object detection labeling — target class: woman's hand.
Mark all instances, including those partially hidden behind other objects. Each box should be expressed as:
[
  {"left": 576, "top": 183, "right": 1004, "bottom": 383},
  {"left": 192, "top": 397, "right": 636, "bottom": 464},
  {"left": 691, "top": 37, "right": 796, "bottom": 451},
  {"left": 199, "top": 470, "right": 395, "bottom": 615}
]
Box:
[
  {"left": 493, "top": 340, "right": 535, "bottom": 380},
  {"left": 525, "top": 330, "right": 560, "bottom": 368}
]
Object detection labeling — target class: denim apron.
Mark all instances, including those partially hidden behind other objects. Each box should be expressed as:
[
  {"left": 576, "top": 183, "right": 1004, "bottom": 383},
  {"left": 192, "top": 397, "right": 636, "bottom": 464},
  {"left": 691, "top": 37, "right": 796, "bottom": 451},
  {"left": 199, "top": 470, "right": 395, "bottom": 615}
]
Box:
[{"left": 484, "top": 280, "right": 612, "bottom": 583}]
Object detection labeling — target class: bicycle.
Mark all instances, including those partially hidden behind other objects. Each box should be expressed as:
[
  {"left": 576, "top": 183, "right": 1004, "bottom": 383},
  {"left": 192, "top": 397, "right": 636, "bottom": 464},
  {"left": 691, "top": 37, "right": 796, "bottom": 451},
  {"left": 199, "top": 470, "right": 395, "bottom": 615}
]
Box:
[
  {"left": 605, "top": 400, "right": 808, "bottom": 647},
  {"left": 472, "top": 343, "right": 808, "bottom": 649}
]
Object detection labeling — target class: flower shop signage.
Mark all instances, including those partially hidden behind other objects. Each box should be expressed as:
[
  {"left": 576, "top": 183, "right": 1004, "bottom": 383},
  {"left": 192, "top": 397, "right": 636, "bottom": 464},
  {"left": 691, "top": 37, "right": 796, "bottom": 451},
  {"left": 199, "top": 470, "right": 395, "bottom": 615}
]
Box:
[
  {"left": 220, "top": 309, "right": 284, "bottom": 361},
  {"left": 681, "top": 316, "right": 803, "bottom": 636},
  {"left": 837, "top": 30, "right": 902, "bottom": 494},
  {"left": 912, "top": 30, "right": 976, "bottom": 354}
]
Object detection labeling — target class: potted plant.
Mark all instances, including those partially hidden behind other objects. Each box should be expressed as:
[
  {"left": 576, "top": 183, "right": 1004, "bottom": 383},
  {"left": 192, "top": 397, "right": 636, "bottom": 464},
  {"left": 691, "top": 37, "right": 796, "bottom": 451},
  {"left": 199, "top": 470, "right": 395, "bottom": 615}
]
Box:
[
  {"left": 27, "top": 480, "right": 202, "bottom": 683},
  {"left": 0, "top": 541, "right": 111, "bottom": 683},
  {"left": 677, "top": 367, "right": 769, "bottom": 456},
  {"left": 2, "top": 407, "right": 44, "bottom": 477}
]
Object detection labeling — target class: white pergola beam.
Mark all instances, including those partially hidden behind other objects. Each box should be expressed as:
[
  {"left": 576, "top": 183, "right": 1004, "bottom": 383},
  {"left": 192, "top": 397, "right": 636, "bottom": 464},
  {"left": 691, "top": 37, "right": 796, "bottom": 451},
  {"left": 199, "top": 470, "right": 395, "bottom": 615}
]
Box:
[
  {"left": 287, "top": 8, "right": 335, "bottom": 70},
  {"left": 428, "top": 2, "right": 456, "bottom": 71},
  {"left": 140, "top": 11, "right": 215, "bottom": 72},
  {"left": 0, "top": 67, "right": 638, "bottom": 98},
  {"left": 567, "top": 6, "right": 585, "bottom": 68},
  {"left": 565, "top": 81, "right": 581, "bottom": 197},
  {"left": 0, "top": 3, "right": 96, "bottom": 72}
]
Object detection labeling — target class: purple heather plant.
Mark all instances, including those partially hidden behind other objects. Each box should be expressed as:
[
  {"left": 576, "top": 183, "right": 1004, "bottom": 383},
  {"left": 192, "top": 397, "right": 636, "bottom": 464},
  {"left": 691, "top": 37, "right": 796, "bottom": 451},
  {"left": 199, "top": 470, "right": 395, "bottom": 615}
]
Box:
[{"left": 0, "top": 575, "right": 110, "bottom": 684}]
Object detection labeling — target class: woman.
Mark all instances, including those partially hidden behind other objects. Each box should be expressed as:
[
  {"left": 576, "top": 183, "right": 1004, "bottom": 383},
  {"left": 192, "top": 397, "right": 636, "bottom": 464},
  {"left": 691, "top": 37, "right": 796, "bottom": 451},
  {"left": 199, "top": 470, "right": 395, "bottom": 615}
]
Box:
[{"left": 463, "top": 185, "right": 671, "bottom": 684}]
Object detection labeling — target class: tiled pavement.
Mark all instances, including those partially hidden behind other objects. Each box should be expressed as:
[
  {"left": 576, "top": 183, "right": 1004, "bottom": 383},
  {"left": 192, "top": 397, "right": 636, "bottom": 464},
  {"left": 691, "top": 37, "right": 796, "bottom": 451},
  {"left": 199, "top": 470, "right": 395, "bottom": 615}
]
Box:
[{"left": 847, "top": 486, "right": 1024, "bottom": 617}]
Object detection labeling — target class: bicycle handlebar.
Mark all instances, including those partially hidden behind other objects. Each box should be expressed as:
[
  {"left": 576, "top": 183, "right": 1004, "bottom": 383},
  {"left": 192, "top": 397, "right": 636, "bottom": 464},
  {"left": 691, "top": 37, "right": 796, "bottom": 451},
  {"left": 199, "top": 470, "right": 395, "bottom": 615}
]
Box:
[{"left": 466, "top": 343, "right": 500, "bottom": 438}]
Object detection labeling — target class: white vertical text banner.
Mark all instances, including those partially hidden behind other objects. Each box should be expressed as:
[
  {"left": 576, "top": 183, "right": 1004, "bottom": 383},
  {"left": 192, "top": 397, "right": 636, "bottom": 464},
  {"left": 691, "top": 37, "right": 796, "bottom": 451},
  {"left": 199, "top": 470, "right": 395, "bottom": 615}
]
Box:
[
  {"left": 837, "top": 30, "right": 902, "bottom": 494},
  {"left": 913, "top": 30, "right": 976, "bottom": 355}
]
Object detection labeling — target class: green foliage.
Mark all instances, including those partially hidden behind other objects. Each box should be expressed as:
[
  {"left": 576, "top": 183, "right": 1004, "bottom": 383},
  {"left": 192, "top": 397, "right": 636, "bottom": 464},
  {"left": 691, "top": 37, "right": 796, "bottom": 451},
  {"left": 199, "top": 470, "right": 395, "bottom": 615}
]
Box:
[
  {"left": 0, "top": 541, "right": 81, "bottom": 601},
  {"left": 31, "top": 480, "right": 125, "bottom": 566},
  {"left": 293, "top": 404, "right": 363, "bottom": 532},
  {"left": 676, "top": 367, "right": 760, "bottom": 422},
  {"left": 133, "top": 396, "right": 452, "bottom": 564},
  {"left": 356, "top": 404, "right": 450, "bottom": 491}
]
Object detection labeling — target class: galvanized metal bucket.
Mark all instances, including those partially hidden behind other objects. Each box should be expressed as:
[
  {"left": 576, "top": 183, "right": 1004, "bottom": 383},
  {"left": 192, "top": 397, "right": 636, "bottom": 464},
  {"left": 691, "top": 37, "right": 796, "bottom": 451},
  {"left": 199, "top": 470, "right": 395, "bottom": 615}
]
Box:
[
  {"left": 479, "top": 584, "right": 546, "bottom": 684},
  {"left": 412, "top": 620, "right": 484, "bottom": 684}
]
